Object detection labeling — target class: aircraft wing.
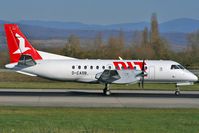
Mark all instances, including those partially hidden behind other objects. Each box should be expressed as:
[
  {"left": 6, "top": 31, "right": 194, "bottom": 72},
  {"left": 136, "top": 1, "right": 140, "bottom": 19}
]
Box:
[{"left": 95, "top": 69, "right": 142, "bottom": 84}]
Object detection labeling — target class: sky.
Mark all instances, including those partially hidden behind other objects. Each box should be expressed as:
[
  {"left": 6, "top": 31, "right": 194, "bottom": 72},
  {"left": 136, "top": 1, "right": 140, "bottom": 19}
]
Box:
[{"left": 0, "top": 0, "right": 199, "bottom": 24}]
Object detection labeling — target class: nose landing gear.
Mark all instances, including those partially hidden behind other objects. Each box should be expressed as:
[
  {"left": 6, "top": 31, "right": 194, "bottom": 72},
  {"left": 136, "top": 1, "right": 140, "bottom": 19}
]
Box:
[
  {"left": 175, "top": 85, "right": 180, "bottom": 96},
  {"left": 175, "top": 82, "right": 195, "bottom": 95}
]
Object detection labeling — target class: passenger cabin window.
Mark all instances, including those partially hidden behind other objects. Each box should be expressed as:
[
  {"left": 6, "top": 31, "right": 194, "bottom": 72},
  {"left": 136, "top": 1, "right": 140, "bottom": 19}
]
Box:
[
  {"left": 72, "top": 66, "right": 75, "bottom": 69},
  {"left": 84, "top": 66, "right": 87, "bottom": 69},
  {"left": 78, "top": 66, "right": 81, "bottom": 69},
  {"left": 96, "top": 66, "right": 99, "bottom": 69},
  {"left": 90, "top": 66, "right": 93, "bottom": 69},
  {"left": 102, "top": 66, "right": 105, "bottom": 69},
  {"left": 108, "top": 66, "right": 111, "bottom": 70}
]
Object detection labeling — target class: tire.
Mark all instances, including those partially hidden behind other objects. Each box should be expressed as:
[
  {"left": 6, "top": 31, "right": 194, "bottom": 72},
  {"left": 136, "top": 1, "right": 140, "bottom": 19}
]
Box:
[
  {"left": 175, "top": 91, "right": 180, "bottom": 96},
  {"left": 105, "top": 90, "right": 111, "bottom": 96}
]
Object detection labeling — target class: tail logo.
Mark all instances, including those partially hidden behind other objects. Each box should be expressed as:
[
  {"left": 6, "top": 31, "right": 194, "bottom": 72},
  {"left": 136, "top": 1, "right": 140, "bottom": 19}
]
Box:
[{"left": 13, "top": 33, "right": 30, "bottom": 54}]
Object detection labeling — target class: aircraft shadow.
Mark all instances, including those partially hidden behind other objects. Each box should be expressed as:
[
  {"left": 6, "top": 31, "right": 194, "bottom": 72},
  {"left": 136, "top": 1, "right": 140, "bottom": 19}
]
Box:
[{"left": 0, "top": 91, "right": 199, "bottom": 98}]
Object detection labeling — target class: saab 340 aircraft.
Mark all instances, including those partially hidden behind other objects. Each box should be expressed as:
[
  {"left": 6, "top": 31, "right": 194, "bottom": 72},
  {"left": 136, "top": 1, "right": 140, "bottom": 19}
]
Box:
[{"left": 4, "top": 24, "right": 198, "bottom": 95}]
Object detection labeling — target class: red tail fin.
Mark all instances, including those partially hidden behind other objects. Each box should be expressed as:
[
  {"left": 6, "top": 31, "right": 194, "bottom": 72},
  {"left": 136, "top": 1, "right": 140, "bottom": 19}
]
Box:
[{"left": 4, "top": 24, "right": 42, "bottom": 63}]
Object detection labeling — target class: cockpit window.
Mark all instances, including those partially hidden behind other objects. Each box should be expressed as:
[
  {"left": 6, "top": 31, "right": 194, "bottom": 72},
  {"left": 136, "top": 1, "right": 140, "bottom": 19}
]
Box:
[
  {"left": 178, "top": 65, "right": 185, "bottom": 69},
  {"left": 171, "top": 65, "right": 185, "bottom": 70},
  {"left": 171, "top": 65, "right": 179, "bottom": 69}
]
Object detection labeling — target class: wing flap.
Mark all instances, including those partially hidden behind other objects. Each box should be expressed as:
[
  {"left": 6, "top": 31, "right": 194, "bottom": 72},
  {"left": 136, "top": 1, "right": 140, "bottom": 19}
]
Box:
[
  {"left": 96, "top": 70, "right": 120, "bottom": 83},
  {"left": 96, "top": 69, "right": 142, "bottom": 84},
  {"left": 113, "top": 70, "right": 141, "bottom": 84}
]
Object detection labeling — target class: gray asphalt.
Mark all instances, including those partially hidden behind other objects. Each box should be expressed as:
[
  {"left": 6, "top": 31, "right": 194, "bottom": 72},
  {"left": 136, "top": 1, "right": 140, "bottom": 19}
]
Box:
[{"left": 0, "top": 89, "right": 199, "bottom": 108}]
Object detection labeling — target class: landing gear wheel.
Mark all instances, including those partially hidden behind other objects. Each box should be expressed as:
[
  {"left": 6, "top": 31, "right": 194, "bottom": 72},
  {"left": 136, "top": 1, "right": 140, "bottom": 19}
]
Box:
[
  {"left": 104, "top": 89, "right": 111, "bottom": 96},
  {"left": 103, "top": 84, "right": 111, "bottom": 96},
  {"left": 175, "top": 91, "right": 180, "bottom": 96},
  {"left": 175, "top": 85, "right": 180, "bottom": 96}
]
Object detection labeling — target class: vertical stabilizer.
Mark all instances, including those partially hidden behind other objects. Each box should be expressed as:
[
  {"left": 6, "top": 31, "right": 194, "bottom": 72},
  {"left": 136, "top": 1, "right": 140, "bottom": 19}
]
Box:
[{"left": 4, "top": 24, "right": 42, "bottom": 63}]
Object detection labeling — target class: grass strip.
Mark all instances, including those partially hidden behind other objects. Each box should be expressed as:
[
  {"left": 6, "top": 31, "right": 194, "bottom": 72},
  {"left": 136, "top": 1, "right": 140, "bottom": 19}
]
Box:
[{"left": 0, "top": 107, "right": 199, "bottom": 133}]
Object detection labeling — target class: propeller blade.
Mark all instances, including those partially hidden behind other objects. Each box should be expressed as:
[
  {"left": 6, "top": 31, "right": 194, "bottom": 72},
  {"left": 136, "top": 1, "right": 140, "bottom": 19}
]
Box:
[
  {"left": 142, "top": 59, "right": 145, "bottom": 72},
  {"left": 141, "top": 59, "right": 145, "bottom": 89},
  {"left": 141, "top": 76, "right": 144, "bottom": 88}
]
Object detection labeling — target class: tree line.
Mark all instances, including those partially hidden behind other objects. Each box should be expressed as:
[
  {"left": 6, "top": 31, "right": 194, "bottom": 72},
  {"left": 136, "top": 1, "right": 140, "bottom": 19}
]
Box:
[{"left": 62, "top": 13, "right": 199, "bottom": 68}]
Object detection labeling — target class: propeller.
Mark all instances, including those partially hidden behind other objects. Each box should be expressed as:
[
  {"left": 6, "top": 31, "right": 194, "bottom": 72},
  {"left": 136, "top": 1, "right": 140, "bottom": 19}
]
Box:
[{"left": 140, "top": 59, "right": 145, "bottom": 89}]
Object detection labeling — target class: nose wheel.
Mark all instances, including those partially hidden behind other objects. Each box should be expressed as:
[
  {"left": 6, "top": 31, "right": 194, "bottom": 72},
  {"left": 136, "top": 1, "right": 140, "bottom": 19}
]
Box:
[
  {"left": 175, "top": 86, "right": 180, "bottom": 96},
  {"left": 103, "top": 84, "right": 111, "bottom": 96}
]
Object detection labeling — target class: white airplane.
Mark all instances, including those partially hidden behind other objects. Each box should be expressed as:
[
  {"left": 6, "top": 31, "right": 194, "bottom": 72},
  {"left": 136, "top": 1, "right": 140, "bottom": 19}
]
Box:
[{"left": 4, "top": 24, "right": 198, "bottom": 95}]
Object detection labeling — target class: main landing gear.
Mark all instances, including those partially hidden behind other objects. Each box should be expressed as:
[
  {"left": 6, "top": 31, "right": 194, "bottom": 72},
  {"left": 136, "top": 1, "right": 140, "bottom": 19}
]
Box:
[
  {"left": 175, "top": 85, "right": 180, "bottom": 96},
  {"left": 103, "top": 83, "right": 111, "bottom": 96}
]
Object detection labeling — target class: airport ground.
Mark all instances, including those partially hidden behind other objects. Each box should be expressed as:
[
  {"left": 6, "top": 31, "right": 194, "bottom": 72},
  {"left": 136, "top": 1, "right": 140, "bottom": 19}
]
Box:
[{"left": 0, "top": 71, "right": 199, "bottom": 133}]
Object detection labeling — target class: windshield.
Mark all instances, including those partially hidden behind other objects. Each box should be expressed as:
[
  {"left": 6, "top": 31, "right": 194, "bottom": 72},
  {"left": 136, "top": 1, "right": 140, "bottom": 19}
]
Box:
[
  {"left": 171, "top": 65, "right": 185, "bottom": 70},
  {"left": 177, "top": 65, "right": 185, "bottom": 69}
]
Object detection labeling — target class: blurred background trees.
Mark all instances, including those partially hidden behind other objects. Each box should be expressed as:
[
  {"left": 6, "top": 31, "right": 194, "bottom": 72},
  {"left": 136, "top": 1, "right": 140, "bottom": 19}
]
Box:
[
  {"left": 60, "top": 13, "right": 199, "bottom": 68},
  {"left": 1, "top": 13, "right": 199, "bottom": 69},
  {"left": 62, "top": 13, "right": 174, "bottom": 61}
]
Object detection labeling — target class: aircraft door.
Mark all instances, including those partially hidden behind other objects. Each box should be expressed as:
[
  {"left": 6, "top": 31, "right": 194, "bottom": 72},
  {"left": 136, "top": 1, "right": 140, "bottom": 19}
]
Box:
[{"left": 149, "top": 66, "right": 155, "bottom": 80}]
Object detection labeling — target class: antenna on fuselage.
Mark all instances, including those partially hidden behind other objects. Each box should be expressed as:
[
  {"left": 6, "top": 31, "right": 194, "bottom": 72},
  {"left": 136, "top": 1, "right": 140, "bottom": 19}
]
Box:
[{"left": 118, "top": 56, "right": 123, "bottom": 60}]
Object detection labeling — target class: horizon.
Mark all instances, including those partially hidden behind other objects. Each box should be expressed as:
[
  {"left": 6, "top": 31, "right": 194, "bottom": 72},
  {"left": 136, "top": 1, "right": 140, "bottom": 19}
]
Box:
[
  {"left": 1, "top": 17, "right": 199, "bottom": 25},
  {"left": 0, "top": 0, "right": 199, "bottom": 24}
]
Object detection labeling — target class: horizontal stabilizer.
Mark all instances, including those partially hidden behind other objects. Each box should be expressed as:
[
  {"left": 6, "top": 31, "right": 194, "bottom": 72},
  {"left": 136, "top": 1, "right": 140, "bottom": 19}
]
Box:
[
  {"left": 16, "top": 71, "right": 37, "bottom": 76},
  {"left": 17, "top": 54, "right": 36, "bottom": 66}
]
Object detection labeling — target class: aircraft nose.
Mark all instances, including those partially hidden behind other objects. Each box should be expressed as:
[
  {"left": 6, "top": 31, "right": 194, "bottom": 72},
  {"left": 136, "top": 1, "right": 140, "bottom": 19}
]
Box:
[{"left": 191, "top": 73, "right": 198, "bottom": 82}]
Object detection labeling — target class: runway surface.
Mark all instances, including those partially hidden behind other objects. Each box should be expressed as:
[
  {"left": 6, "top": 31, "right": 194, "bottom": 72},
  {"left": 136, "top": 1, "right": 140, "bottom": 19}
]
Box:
[{"left": 0, "top": 89, "right": 199, "bottom": 108}]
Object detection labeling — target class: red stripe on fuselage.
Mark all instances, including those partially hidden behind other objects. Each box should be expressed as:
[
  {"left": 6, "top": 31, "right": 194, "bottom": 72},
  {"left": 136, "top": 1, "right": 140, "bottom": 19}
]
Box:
[{"left": 113, "top": 61, "right": 146, "bottom": 70}]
